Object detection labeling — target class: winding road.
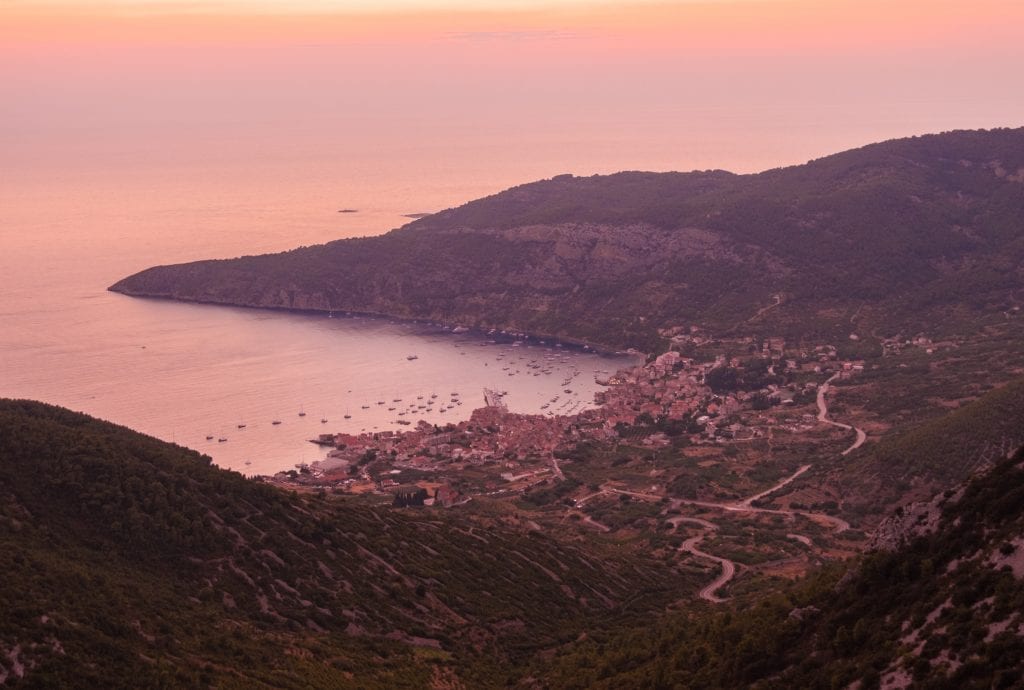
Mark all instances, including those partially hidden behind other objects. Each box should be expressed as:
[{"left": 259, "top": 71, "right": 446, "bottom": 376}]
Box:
[
  {"left": 738, "top": 464, "right": 812, "bottom": 507},
  {"left": 817, "top": 373, "right": 867, "bottom": 455},
  {"left": 572, "top": 372, "right": 865, "bottom": 603},
  {"left": 680, "top": 535, "right": 735, "bottom": 603}
]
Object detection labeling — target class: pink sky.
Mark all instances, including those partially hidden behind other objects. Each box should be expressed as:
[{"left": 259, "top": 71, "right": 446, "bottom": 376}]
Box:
[{"left": 4, "top": 0, "right": 1024, "bottom": 178}]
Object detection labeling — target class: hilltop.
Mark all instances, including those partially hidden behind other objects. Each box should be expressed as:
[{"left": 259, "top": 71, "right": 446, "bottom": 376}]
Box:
[{"left": 111, "top": 127, "right": 1024, "bottom": 350}]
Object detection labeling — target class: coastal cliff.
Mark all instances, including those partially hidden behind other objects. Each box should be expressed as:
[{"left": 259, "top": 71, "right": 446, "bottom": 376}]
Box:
[{"left": 111, "top": 128, "right": 1024, "bottom": 349}]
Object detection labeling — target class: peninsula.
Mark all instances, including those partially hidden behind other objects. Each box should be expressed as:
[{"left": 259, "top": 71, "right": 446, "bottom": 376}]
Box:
[{"left": 111, "top": 128, "right": 1024, "bottom": 351}]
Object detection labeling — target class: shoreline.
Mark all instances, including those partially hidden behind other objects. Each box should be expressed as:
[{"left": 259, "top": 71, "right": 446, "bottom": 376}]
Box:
[{"left": 106, "top": 288, "right": 645, "bottom": 357}]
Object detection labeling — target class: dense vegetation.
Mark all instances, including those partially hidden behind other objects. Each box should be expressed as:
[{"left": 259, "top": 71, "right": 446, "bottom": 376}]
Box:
[
  {"left": 0, "top": 400, "right": 692, "bottom": 687},
  {"left": 112, "top": 127, "right": 1024, "bottom": 350},
  {"left": 538, "top": 448, "right": 1024, "bottom": 688},
  {"left": 4, "top": 388, "right": 1023, "bottom": 686}
]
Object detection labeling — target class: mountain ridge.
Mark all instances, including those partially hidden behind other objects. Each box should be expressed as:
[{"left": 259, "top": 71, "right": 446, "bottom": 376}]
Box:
[{"left": 110, "top": 127, "right": 1024, "bottom": 351}]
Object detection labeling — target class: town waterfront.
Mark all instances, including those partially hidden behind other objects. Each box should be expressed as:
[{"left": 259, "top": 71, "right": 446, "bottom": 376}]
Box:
[{"left": 1, "top": 164, "right": 634, "bottom": 475}]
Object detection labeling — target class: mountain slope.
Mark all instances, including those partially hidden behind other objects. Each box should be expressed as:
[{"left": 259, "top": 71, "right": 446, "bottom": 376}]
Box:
[
  {"left": 111, "top": 128, "right": 1024, "bottom": 349},
  {"left": 768, "top": 377, "right": 1024, "bottom": 528},
  {"left": 0, "top": 400, "right": 690, "bottom": 687},
  {"left": 538, "top": 447, "right": 1024, "bottom": 689}
]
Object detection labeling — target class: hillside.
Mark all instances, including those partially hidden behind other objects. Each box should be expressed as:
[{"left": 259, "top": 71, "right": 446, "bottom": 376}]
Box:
[
  {"left": 538, "top": 447, "right": 1024, "bottom": 689},
  {"left": 765, "top": 377, "right": 1024, "bottom": 527},
  {"left": 111, "top": 127, "right": 1024, "bottom": 350},
  {"left": 0, "top": 400, "right": 691, "bottom": 688},
  {"left": 3, "top": 387, "right": 1023, "bottom": 686}
]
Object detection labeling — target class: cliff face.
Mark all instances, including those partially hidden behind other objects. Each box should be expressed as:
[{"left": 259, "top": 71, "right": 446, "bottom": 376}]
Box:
[
  {"left": 110, "top": 128, "right": 1024, "bottom": 349},
  {"left": 868, "top": 490, "right": 954, "bottom": 552}
]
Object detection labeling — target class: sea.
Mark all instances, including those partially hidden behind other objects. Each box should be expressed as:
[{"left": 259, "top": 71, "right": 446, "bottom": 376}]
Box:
[
  {"left": 4, "top": 44, "right": 957, "bottom": 476},
  {"left": 1, "top": 155, "right": 638, "bottom": 476}
]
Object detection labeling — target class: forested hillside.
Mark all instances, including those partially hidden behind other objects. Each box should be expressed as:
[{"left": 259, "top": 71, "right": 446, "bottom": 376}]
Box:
[
  {"left": 0, "top": 400, "right": 690, "bottom": 687},
  {"left": 2, "top": 389, "right": 1023, "bottom": 686},
  {"left": 112, "top": 128, "right": 1024, "bottom": 350}
]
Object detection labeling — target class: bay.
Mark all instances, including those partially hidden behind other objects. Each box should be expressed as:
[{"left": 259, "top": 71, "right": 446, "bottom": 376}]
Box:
[{"left": 0, "top": 161, "right": 634, "bottom": 476}]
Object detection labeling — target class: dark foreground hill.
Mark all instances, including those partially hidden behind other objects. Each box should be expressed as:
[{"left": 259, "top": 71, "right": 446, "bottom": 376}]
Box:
[
  {"left": 2, "top": 390, "right": 1023, "bottom": 687},
  {"left": 111, "top": 128, "right": 1024, "bottom": 350},
  {"left": 0, "top": 400, "right": 690, "bottom": 688}
]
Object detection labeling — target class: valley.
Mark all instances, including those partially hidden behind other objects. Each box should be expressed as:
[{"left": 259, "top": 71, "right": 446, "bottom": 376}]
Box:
[{"left": 5, "top": 129, "right": 1024, "bottom": 687}]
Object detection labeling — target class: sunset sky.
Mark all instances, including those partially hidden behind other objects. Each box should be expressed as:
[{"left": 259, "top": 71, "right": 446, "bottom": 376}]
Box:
[{"left": 4, "top": 0, "right": 1024, "bottom": 186}]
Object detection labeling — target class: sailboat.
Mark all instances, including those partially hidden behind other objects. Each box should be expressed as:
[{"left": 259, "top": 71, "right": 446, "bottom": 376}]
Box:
[{"left": 298, "top": 405, "right": 306, "bottom": 417}]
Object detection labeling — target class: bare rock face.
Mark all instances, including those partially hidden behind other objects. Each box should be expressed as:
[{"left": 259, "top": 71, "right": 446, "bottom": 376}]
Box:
[
  {"left": 787, "top": 605, "right": 820, "bottom": 622},
  {"left": 869, "top": 488, "right": 962, "bottom": 552}
]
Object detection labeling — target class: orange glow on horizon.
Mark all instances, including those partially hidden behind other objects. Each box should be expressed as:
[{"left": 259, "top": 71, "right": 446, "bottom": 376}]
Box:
[{"left": 5, "top": 0, "right": 1024, "bottom": 56}]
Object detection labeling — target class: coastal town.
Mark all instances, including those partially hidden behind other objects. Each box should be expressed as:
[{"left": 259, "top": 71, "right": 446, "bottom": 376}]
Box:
[{"left": 262, "top": 327, "right": 924, "bottom": 511}]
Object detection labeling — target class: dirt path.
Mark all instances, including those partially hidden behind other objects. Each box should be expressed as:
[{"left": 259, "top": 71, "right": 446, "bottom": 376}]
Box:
[
  {"left": 751, "top": 293, "right": 783, "bottom": 321},
  {"left": 581, "top": 515, "right": 611, "bottom": 532},
  {"left": 727, "top": 293, "right": 782, "bottom": 333},
  {"left": 574, "top": 491, "right": 606, "bottom": 507},
  {"left": 550, "top": 454, "right": 565, "bottom": 480}
]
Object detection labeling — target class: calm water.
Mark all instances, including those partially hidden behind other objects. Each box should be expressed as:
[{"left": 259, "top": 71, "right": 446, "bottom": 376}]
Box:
[
  {"left": 1, "top": 162, "right": 634, "bottom": 475},
  {"left": 5, "top": 0, "right": 1015, "bottom": 476}
]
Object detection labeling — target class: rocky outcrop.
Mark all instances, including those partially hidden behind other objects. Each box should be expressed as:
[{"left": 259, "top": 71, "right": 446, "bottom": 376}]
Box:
[{"left": 869, "top": 488, "right": 962, "bottom": 552}]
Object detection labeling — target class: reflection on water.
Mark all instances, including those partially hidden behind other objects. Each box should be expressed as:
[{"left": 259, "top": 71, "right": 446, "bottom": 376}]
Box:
[
  {"left": 3, "top": 285, "right": 632, "bottom": 476},
  {"left": 1, "top": 157, "right": 635, "bottom": 476}
]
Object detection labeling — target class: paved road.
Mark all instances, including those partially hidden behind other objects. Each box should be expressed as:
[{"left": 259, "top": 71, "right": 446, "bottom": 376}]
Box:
[
  {"left": 817, "top": 373, "right": 867, "bottom": 455},
  {"left": 667, "top": 516, "right": 718, "bottom": 530},
  {"left": 579, "top": 371, "right": 871, "bottom": 603},
  {"left": 679, "top": 535, "right": 735, "bottom": 603},
  {"left": 738, "top": 464, "right": 812, "bottom": 508}
]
